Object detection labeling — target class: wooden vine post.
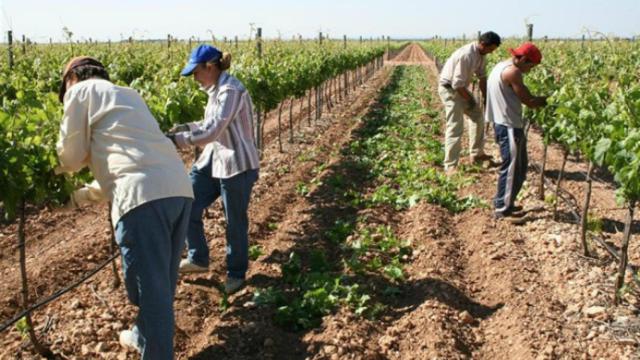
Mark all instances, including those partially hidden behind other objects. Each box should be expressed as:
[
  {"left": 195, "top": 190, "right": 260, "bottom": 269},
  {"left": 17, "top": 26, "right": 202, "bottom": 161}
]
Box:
[
  {"left": 315, "top": 32, "right": 323, "bottom": 121},
  {"left": 107, "top": 205, "right": 121, "bottom": 288},
  {"left": 538, "top": 143, "right": 548, "bottom": 200},
  {"left": 553, "top": 149, "right": 568, "bottom": 220},
  {"left": 579, "top": 161, "right": 594, "bottom": 256},
  {"left": 8, "top": 30, "right": 14, "bottom": 70},
  {"left": 17, "top": 200, "right": 53, "bottom": 358},
  {"left": 615, "top": 199, "right": 636, "bottom": 304},
  {"left": 277, "top": 101, "right": 283, "bottom": 152},
  {"left": 288, "top": 98, "right": 294, "bottom": 143},
  {"left": 255, "top": 27, "right": 263, "bottom": 156}
]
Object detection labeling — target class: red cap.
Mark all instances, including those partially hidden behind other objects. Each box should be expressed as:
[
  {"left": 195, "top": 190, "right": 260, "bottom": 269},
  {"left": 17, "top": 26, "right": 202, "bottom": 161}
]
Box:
[{"left": 509, "top": 42, "right": 542, "bottom": 64}]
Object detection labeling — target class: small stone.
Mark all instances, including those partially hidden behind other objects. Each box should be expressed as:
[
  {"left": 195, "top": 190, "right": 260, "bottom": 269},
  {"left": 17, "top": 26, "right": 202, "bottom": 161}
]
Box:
[
  {"left": 378, "top": 335, "right": 395, "bottom": 351},
  {"left": 97, "top": 327, "right": 111, "bottom": 337},
  {"left": 100, "top": 313, "right": 114, "bottom": 320},
  {"left": 264, "top": 338, "right": 274, "bottom": 347},
  {"left": 583, "top": 306, "right": 606, "bottom": 318},
  {"left": 564, "top": 303, "right": 581, "bottom": 317},
  {"left": 617, "top": 338, "right": 637, "bottom": 346},
  {"left": 323, "top": 345, "right": 337, "bottom": 354},
  {"left": 459, "top": 311, "right": 474, "bottom": 325},
  {"left": 243, "top": 301, "right": 257, "bottom": 309},
  {"left": 81, "top": 344, "right": 91, "bottom": 355},
  {"left": 614, "top": 316, "right": 630, "bottom": 326},
  {"left": 95, "top": 342, "right": 108, "bottom": 352},
  {"left": 70, "top": 299, "right": 82, "bottom": 310},
  {"left": 543, "top": 344, "right": 554, "bottom": 355}
]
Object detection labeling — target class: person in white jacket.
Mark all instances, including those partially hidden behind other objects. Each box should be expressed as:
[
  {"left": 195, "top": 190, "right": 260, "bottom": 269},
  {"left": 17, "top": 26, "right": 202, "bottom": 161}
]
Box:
[
  {"left": 56, "top": 56, "right": 194, "bottom": 359},
  {"left": 166, "top": 45, "right": 259, "bottom": 294}
]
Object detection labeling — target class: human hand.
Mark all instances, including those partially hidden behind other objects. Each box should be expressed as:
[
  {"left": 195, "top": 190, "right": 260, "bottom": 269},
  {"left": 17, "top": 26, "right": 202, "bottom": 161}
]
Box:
[
  {"left": 168, "top": 124, "right": 190, "bottom": 134},
  {"left": 536, "top": 96, "right": 548, "bottom": 107},
  {"left": 466, "top": 97, "right": 477, "bottom": 111}
]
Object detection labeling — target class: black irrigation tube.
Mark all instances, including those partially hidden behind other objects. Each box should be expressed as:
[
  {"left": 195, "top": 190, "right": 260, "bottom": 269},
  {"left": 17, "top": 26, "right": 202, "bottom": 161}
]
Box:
[
  {"left": 0, "top": 251, "right": 120, "bottom": 333},
  {"left": 531, "top": 162, "right": 640, "bottom": 289}
]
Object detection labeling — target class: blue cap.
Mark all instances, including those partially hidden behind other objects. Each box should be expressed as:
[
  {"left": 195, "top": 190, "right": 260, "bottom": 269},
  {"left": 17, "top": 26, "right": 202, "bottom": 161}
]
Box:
[{"left": 180, "top": 45, "right": 223, "bottom": 76}]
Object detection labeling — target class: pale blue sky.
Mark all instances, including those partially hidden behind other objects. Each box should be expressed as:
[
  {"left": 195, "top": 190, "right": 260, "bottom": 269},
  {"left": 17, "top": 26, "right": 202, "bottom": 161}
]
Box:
[{"left": 2, "top": 0, "right": 638, "bottom": 42}]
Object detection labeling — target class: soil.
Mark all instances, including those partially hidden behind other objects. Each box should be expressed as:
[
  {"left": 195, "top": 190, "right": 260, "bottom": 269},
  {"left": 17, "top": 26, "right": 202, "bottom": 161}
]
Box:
[{"left": 1, "top": 44, "right": 639, "bottom": 360}]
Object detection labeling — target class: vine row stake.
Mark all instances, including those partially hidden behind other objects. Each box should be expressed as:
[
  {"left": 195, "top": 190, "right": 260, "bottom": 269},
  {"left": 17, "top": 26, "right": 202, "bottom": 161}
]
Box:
[
  {"left": 615, "top": 200, "right": 636, "bottom": 304},
  {"left": 8, "top": 30, "right": 14, "bottom": 70},
  {"left": 579, "top": 161, "right": 594, "bottom": 256},
  {"left": 255, "top": 27, "right": 263, "bottom": 156},
  {"left": 277, "top": 101, "right": 283, "bottom": 153},
  {"left": 18, "top": 200, "right": 53, "bottom": 358},
  {"left": 107, "top": 205, "right": 121, "bottom": 288},
  {"left": 538, "top": 143, "right": 548, "bottom": 200},
  {"left": 288, "top": 98, "right": 294, "bottom": 143},
  {"left": 553, "top": 149, "right": 568, "bottom": 220}
]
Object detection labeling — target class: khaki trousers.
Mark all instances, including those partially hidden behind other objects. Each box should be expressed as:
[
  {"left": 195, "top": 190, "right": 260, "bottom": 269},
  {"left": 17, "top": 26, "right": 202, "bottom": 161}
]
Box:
[{"left": 438, "top": 85, "right": 485, "bottom": 169}]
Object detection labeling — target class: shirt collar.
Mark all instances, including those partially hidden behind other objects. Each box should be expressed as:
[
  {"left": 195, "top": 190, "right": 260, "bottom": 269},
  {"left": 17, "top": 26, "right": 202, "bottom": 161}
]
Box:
[
  {"left": 470, "top": 42, "right": 480, "bottom": 55},
  {"left": 204, "top": 72, "right": 230, "bottom": 95}
]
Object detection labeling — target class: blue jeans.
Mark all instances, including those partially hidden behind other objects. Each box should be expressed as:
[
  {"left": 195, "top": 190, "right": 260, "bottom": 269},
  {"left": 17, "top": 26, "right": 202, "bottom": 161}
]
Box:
[
  {"left": 494, "top": 124, "right": 528, "bottom": 213},
  {"left": 115, "top": 197, "right": 192, "bottom": 360},
  {"left": 186, "top": 164, "right": 258, "bottom": 279}
]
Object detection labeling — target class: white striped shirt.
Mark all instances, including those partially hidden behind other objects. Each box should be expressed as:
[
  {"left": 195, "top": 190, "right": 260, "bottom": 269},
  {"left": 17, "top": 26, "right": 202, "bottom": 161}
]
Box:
[{"left": 175, "top": 72, "right": 260, "bottom": 179}]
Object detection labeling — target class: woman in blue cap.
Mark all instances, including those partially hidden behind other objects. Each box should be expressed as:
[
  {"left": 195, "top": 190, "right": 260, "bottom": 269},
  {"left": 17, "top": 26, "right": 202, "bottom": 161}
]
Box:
[{"left": 167, "top": 45, "right": 259, "bottom": 294}]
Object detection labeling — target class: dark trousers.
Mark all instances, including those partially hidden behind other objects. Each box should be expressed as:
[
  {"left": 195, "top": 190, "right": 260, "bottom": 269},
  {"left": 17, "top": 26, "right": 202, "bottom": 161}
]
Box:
[{"left": 494, "top": 124, "right": 528, "bottom": 213}]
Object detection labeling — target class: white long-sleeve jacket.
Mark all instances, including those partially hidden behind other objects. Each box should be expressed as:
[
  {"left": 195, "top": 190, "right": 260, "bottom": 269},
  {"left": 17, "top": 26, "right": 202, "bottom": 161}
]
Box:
[{"left": 57, "top": 79, "right": 194, "bottom": 224}]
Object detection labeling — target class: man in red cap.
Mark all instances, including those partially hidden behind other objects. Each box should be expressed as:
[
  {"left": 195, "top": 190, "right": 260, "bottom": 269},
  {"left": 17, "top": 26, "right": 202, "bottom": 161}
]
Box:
[{"left": 485, "top": 42, "right": 547, "bottom": 222}]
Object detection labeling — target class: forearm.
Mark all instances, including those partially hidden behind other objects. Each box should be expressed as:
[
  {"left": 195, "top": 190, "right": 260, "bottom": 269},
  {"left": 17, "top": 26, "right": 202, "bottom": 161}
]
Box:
[
  {"left": 524, "top": 96, "right": 547, "bottom": 108},
  {"left": 56, "top": 134, "right": 90, "bottom": 172},
  {"left": 175, "top": 90, "right": 242, "bottom": 148}
]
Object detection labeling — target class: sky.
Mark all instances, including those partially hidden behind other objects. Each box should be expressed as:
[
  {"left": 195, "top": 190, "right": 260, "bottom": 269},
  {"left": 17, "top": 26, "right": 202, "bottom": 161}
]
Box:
[{"left": 1, "top": 0, "right": 638, "bottom": 43}]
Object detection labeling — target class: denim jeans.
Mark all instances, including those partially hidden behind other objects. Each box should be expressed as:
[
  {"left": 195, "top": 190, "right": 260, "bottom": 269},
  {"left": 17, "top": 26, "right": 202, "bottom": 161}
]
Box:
[
  {"left": 494, "top": 124, "right": 528, "bottom": 213},
  {"left": 186, "top": 164, "right": 259, "bottom": 279},
  {"left": 115, "top": 196, "right": 192, "bottom": 360}
]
